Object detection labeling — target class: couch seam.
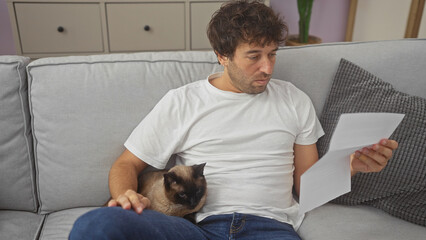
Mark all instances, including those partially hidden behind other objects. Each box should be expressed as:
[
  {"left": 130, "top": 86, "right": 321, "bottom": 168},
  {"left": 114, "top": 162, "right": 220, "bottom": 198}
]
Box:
[
  {"left": 16, "top": 59, "right": 40, "bottom": 214},
  {"left": 26, "top": 65, "right": 43, "bottom": 215},
  {"left": 34, "top": 214, "right": 47, "bottom": 240},
  {"left": 27, "top": 59, "right": 219, "bottom": 69}
]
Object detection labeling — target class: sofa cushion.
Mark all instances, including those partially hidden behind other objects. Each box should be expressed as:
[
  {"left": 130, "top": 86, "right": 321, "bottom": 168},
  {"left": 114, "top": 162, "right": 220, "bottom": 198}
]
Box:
[
  {"left": 27, "top": 51, "right": 223, "bottom": 213},
  {"left": 0, "top": 210, "right": 44, "bottom": 239},
  {"left": 38, "top": 207, "right": 97, "bottom": 240},
  {"left": 298, "top": 203, "right": 426, "bottom": 240},
  {"left": 0, "top": 55, "right": 37, "bottom": 211},
  {"left": 317, "top": 58, "right": 426, "bottom": 226}
]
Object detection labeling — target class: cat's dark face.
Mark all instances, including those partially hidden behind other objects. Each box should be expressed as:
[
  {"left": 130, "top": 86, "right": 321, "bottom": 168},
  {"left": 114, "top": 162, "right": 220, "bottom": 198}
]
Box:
[{"left": 163, "top": 163, "right": 207, "bottom": 210}]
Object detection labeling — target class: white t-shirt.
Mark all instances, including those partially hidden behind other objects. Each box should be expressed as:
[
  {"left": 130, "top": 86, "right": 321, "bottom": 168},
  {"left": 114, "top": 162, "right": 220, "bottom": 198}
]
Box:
[{"left": 125, "top": 73, "right": 324, "bottom": 229}]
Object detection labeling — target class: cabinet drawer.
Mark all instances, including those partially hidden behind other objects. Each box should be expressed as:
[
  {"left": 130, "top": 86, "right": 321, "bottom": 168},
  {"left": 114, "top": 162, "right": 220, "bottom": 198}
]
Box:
[
  {"left": 190, "top": 2, "right": 226, "bottom": 50},
  {"left": 107, "top": 3, "right": 185, "bottom": 52},
  {"left": 14, "top": 3, "right": 104, "bottom": 54}
]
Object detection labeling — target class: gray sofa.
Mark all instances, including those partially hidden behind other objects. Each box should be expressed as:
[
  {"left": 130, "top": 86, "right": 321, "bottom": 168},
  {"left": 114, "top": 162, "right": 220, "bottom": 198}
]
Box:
[{"left": 1, "top": 39, "right": 425, "bottom": 239}]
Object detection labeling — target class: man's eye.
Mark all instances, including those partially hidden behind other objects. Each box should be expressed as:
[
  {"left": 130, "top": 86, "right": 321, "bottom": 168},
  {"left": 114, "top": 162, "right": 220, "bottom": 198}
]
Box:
[{"left": 248, "top": 55, "right": 259, "bottom": 60}]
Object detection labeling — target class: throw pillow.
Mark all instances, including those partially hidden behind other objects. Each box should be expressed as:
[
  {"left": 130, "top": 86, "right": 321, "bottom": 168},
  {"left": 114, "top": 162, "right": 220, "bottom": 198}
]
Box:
[{"left": 317, "top": 58, "right": 426, "bottom": 226}]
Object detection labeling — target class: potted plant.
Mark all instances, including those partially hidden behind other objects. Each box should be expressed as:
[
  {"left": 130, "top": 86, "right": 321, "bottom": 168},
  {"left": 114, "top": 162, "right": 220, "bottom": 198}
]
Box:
[{"left": 286, "top": 0, "right": 322, "bottom": 46}]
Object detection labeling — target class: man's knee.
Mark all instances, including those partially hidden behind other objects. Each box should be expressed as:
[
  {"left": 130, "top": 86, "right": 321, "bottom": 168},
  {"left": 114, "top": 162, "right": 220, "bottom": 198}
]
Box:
[
  {"left": 69, "top": 207, "right": 141, "bottom": 239},
  {"left": 69, "top": 207, "right": 205, "bottom": 240}
]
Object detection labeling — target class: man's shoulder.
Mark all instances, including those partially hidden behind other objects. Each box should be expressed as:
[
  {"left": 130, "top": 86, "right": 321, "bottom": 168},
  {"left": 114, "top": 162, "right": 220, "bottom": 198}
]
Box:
[
  {"left": 269, "top": 79, "right": 302, "bottom": 93},
  {"left": 172, "top": 79, "right": 206, "bottom": 93},
  {"left": 164, "top": 79, "right": 207, "bottom": 103},
  {"left": 268, "top": 79, "right": 311, "bottom": 101}
]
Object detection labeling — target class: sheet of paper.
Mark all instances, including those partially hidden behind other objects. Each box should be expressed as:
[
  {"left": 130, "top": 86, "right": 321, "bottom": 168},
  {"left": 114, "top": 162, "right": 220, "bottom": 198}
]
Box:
[{"left": 299, "top": 113, "right": 405, "bottom": 214}]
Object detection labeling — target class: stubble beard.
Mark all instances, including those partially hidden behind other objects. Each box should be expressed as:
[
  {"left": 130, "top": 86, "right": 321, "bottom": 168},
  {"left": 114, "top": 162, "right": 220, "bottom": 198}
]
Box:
[{"left": 227, "top": 62, "right": 270, "bottom": 94}]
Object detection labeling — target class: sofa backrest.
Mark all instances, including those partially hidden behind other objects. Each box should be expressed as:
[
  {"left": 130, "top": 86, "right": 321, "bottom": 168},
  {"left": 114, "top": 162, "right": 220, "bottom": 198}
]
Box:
[
  {"left": 20, "top": 38, "right": 426, "bottom": 214},
  {"left": 27, "top": 51, "right": 223, "bottom": 213},
  {"left": 0, "top": 55, "right": 37, "bottom": 212},
  {"left": 273, "top": 39, "right": 426, "bottom": 114}
]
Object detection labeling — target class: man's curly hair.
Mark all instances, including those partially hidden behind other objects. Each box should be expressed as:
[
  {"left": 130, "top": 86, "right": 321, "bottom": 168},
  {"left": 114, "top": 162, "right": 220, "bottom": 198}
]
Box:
[{"left": 207, "top": 0, "right": 288, "bottom": 60}]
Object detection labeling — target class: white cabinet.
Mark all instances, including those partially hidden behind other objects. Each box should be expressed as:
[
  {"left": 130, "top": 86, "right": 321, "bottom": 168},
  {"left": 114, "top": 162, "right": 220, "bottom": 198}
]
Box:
[
  {"left": 14, "top": 3, "right": 104, "bottom": 54},
  {"left": 107, "top": 3, "right": 185, "bottom": 52},
  {"left": 190, "top": 1, "right": 227, "bottom": 50}
]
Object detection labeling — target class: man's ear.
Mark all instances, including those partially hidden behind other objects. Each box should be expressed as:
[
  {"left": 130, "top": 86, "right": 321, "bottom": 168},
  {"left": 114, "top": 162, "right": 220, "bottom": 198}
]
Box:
[{"left": 216, "top": 51, "right": 228, "bottom": 67}]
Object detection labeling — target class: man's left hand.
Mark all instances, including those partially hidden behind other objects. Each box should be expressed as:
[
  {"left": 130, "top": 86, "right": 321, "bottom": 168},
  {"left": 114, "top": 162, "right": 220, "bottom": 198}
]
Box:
[{"left": 351, "top": 139, "right": 399, "bottom": 176}]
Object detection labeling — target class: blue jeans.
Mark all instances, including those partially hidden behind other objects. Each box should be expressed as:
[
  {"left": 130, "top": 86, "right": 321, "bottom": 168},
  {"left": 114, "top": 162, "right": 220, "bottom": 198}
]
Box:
[{"left": 69, "top": 207, "right": 301, "bottom": 240}]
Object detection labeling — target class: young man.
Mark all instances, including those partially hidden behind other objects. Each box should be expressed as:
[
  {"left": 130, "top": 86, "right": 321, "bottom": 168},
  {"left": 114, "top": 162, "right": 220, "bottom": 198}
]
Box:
[{"left": 70, "top": 1, "right": 398, "bottom": 239}]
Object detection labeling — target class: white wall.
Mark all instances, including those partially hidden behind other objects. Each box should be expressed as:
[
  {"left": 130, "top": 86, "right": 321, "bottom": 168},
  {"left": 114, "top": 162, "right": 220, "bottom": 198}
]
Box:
[{"left": 271, "top": 0, "right": 350, "bottom": 43}]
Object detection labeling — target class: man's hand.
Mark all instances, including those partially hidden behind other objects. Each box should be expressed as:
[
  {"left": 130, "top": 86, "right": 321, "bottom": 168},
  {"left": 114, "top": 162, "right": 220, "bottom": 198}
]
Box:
[
  {"left": 351, "top": 138, "right": 398, "bottom": 175},
  {"left": 107, "top": 189, "right": 151, "bottom": 214},
  {"left": 108, "top": 149, "right": 150, "bottom": 214}
]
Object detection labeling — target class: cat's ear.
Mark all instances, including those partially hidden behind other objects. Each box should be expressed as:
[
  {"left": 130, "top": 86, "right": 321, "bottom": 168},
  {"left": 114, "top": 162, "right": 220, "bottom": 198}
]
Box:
[
  {"left": 163, "top": 172, "right": 178, "bottom": 190},
  {"left": 193, "top": 163, "right": 206, "bottom": 177}
]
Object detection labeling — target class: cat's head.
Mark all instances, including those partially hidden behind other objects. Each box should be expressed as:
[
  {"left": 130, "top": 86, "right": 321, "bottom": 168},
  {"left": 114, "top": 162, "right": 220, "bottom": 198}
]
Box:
[{"left": 163, "top": 163, "right": 207, "bottom": 210}]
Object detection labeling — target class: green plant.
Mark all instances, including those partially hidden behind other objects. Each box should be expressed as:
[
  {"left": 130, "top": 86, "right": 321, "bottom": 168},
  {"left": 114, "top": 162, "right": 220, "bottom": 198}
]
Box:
[{"left": 297, "top": 0, "right": 314, "bottom": 43}]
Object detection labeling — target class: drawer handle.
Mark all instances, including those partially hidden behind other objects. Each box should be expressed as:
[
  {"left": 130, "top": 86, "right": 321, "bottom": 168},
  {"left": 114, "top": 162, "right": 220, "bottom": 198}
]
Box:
[
  {"left": 144, "top": 25, "right": 150, "bottom": 31},
  {"left": 57, "top": 26, "right": 65, "bottom": 33}
]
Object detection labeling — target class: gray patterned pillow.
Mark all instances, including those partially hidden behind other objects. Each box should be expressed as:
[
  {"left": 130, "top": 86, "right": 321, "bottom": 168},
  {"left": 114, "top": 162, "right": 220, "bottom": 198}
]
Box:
[{"left": 317, "top": 58, "right": 426, "bottom": 226}]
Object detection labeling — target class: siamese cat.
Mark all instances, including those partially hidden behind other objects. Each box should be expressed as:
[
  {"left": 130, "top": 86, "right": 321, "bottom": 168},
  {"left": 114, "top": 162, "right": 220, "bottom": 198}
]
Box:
[{"left": 137, "top": 163, "right": 207, "bottom": 218}]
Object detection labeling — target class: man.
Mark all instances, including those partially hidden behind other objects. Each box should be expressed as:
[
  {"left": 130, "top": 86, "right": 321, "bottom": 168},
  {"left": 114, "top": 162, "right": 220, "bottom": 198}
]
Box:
[{"left": 70, "top": 1, "right": 398, "bottom": 239}]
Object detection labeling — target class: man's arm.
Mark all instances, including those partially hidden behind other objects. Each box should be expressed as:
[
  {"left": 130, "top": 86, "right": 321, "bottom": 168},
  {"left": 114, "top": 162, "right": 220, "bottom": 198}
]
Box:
[
  {"left": 293, "top": 143, "right": 319, "bottom": 197},
  {"left": 107, "top": 149, "right": 151, "bottom": 214}
]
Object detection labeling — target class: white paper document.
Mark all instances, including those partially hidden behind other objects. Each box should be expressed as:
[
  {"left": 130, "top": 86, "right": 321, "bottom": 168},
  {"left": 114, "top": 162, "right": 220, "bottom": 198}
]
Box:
[{"left": 299, "top": 113, "right": 405, "bottom": 214}]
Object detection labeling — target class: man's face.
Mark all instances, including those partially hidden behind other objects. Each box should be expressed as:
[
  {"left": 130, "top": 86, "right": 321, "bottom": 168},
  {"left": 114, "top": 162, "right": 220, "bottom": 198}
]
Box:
[{"left": 221, "top": 42, "right": 278, "bottom": 94}]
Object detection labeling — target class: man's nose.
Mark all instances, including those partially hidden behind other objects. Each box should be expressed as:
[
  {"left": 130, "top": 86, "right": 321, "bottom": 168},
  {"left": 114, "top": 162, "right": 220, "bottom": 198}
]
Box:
[{"left": 260, "top": 58, "right": 274, "bottom": 75}]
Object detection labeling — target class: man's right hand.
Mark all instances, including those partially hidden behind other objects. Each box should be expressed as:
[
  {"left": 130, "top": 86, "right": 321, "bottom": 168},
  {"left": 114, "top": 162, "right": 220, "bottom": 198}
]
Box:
[
  {"left": 108, "top": 149, "right": 150, "bottom": 214},
  {"left": 107, "top": 189, "right": 151, "bottom": 214}
]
